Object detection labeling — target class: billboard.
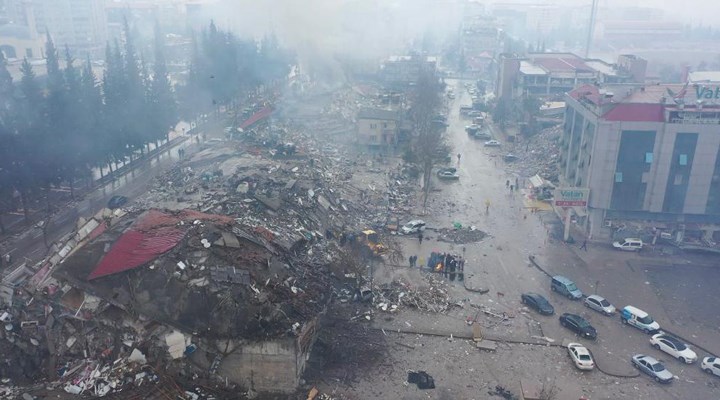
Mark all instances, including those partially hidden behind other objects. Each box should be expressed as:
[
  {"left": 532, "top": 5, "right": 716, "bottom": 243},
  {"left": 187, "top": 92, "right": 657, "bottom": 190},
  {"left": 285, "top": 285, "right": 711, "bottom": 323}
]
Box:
[{"left": 554, "top": 188, "right": 589, "bottom": 207}]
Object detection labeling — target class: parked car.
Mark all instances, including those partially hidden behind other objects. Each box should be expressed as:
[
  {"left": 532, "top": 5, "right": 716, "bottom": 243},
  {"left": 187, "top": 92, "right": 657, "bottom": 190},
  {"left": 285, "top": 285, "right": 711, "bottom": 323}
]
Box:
[
  {"left": 567, "top": 343, "right": 595, "bottom": 370},
  {"left": 650, "top": 333, "right": 697, "bottom": 364},
  {"left": 472, "top": 131, "right": 492, "bottom": 140},
  {"left": 521, "top": 293, "right": 554, "bottom": 315},
  {"left": 465, "top": 124, "right": 480, "bottom": 133},
  {"left": 107, "top": 195, "right": 128, "bottom": 209},
  {"left": 584, "top": 294, "right": 616, "bottom": 316},
  {"left": 437, "top": 170, "right": 459, "bottom": 180},
  {"left": 559, "top": 313, "right": 597, "bottom": 340},
  {"left": 401, "top": 220, "right": 426, "bottom": 235},
  {"left": 612, "top": 238, "right": 643, "bottom": 251},
  {"left": 620, "top": 305, "right": 660, "bottom": 334},
  {"left": 632, "top": 354, "right": 674, "bottom": 383},
  {"left": 503, "top": 153, "right": 519, "bottom": 162},
  {"left": 550, "top": 275, "right": 583, "bottom": 299},
  {"left": 484, "top": 140, "right": 501, "bottom": 147},
  {"left": 701, "top": 357, "right": 720, "bottom": 377}
]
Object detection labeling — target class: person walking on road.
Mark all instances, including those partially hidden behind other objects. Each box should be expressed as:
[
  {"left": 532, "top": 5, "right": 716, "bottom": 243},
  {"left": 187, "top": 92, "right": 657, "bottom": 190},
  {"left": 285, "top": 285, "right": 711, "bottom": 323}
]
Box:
[
  {"left": 409, "top": 255, "right": 414, "bottom": 267},
  {"left": 506, "top": 179, "right": 510, "bottom": 188},
  {"left": 418, "top": 232, "right": 424, "bottom": 244},
  {"left": 580, "top": 240, "right": 588, "bottom": 251},
  {"left": 485, "top": 199, "right": 491, "bottom": 215}
]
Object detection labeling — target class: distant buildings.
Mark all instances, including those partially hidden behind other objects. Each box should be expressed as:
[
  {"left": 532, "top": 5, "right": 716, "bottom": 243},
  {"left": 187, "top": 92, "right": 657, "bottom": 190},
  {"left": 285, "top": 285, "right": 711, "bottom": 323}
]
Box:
[
  {"left": 380, "top": 55, "right": 437, "bottom": 87},
  {"left": 561, "top": 79, "right": 720, "bottom": 242},
  {"left": 0, "top": 0, "right": 107, "bottom": 59},
  {"left": 496, "top": 53, "right": 647, "bottom": 100}
]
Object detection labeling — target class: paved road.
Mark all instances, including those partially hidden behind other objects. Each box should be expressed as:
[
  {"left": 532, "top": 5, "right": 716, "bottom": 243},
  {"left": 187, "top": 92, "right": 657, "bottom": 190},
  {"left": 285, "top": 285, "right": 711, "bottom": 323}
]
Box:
[{"left": 393, "top": 79, "right": 720, "bottom": 399}]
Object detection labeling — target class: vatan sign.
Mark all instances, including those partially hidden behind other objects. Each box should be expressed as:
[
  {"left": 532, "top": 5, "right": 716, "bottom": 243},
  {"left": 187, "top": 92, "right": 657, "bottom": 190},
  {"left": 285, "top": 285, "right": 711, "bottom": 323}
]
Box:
[{"left": 554, "top": 188, "right": 589, "bottom": 207}]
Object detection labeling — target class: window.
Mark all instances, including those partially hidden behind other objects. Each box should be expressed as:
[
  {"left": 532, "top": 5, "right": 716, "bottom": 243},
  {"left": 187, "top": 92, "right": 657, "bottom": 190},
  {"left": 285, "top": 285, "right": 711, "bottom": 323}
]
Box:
[
  {"left": 679, "top": 154, "right": 688, "bottom": 166},
  {"left": 25, "top": 48, "right": 33, "bottom": 58},
  {"left": 674, "top": 174, "right": 683, "bottom": 185},
  {"left": 370, "top": 123, "right": 377, "bottom": 129},
  {"left": 369, "top": 135, "right": 377, "bottom": 143},
  {"left": 645, "top": 152, "right": 653, "bottom": 163},
  {"left": 615, "top": 172, "right": 623, "bottom": 183},
  {"left": 382, "top": 123, "right": 388, "bottom": 128}
]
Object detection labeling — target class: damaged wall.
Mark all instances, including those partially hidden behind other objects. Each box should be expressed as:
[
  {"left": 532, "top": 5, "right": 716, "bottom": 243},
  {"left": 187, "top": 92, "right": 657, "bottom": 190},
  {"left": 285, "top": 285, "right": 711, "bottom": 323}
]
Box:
[{"left": 217, "top": 339, "right": 301, "bottom": 393}]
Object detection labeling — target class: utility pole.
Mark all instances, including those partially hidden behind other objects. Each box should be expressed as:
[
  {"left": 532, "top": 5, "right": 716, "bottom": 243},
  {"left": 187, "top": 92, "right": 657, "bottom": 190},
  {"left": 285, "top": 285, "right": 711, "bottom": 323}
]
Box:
[{"left": 585, "top": 0, "right": 599, "bottom": 58}]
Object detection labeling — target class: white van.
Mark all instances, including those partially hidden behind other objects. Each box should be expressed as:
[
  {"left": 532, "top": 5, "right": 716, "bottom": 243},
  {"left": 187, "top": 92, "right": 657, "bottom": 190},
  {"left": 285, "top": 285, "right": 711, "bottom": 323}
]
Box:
[
  {"left": 620, "top": 305, "right": 660, "bottom": 334},
  {"left": 612, "top": 238, "right": 643, "bottom": 252}
]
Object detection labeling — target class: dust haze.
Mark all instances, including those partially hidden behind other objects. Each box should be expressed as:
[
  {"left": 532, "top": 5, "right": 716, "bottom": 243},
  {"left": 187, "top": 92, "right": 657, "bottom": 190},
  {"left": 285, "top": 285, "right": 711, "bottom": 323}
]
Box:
[{"left": 197, "top": 0, "right": 462, "bottom": 81}]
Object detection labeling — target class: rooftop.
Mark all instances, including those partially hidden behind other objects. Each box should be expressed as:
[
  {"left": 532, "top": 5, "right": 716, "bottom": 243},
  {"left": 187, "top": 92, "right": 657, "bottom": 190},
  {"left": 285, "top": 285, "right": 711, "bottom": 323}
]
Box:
[
  {"left": 689, "top": 71, "right": 720, "bottom": 84},
  {"left": 358, "top": 108, "right": 400, "bottom": 121}
]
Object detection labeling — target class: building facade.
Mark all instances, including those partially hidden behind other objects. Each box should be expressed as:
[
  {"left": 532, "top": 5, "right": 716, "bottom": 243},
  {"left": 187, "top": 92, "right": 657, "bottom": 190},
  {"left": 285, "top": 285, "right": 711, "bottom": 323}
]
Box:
[
  {"left": 497, "top": 53, "right": 647, "bottom": 100},
  {"left": 2, "top": 0, "right": 107, "bottom": 59},
  {"left": 356, "top": 108, "right": 400, "bottom": 147},
  {"left": 562, "top": 81, "right": 720, "bottom": 243},
  {"left": 380, "top": 55, "right": 436, "bottom": 87}
]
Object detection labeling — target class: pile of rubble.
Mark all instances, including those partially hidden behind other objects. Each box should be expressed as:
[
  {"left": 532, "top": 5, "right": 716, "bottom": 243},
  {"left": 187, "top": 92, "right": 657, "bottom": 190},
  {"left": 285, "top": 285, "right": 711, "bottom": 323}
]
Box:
[
  {"left": 512, "top": 124, "right": 561, "bottom": 182},
  {"left": 375, "top": 275, "right": 458, "bottom": 313},
  {"left": 434, "top": 227, "right": 487, "bottom": 244}
]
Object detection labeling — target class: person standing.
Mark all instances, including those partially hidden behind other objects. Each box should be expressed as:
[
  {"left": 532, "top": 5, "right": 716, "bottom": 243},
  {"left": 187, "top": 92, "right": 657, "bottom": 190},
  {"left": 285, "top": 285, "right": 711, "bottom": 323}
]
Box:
[
  {"left": 418, "top": 232, "right": 423, "bottom": 244},
  {"left": 580, "top": 240, "right": 588, "bottom": 251},
  {"left": 409, "top": 255, "right": 414, "bottom": 267},
  {"left": 485, "top": 199, "right": 491, "bottom": 215}
]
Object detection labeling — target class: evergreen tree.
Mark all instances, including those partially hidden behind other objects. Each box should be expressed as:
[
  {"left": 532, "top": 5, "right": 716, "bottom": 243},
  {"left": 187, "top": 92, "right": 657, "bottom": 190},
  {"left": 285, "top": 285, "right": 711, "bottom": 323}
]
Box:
[
  {"left": 81, "top": 57, "right": 106, "bottom": 176},
  {"left": 148, "top": 21, "right": 177, "bottom": 142},
  {"left": 122, "top": 18, "right": 146, "bottom": 155}
]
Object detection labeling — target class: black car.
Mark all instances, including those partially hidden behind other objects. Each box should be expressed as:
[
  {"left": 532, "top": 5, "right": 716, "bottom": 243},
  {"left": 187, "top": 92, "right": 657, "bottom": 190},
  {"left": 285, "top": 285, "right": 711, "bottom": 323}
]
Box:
[
  {"left": 521, "top": 293, "right": 554, "bottom": 315},
  {"left": 107, "top": 195, "right": 129, "bottom": 209},
  {"left": 559, "top": 313, "right": 597, "bottom": 340}
]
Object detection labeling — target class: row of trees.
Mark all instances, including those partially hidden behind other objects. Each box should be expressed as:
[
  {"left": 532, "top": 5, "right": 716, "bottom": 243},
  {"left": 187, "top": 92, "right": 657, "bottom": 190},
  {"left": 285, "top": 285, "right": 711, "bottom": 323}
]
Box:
[{"left": 0, "top": 21, "right": 293, "bottom": 233}]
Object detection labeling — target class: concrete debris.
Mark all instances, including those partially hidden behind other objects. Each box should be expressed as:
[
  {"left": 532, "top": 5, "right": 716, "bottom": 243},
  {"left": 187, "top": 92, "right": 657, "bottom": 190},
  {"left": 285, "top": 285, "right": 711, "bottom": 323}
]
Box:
[{"left": 435, "top": 227, "right": 488, "bottom": 244}]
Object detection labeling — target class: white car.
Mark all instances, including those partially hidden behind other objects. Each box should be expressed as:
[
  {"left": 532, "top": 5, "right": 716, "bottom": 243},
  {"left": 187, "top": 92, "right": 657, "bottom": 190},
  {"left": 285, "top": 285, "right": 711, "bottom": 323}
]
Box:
[
  {"left": 650, "top": 333, "right": 697, "bottom": 364},
  {"left": 401, "top": 220, "right": 426, "bottom": 235},
  {"left": 567, "top": 343, "right": 594, "bottom": 370},
  {"left": 484, "top": 140, "right": 501, "bottom": 147},
  {"left": 584, "top": 294, "right": 616, "bottom": 316},
  {"left": 701, "top": 357, "right": 720, "bottom": 377}
]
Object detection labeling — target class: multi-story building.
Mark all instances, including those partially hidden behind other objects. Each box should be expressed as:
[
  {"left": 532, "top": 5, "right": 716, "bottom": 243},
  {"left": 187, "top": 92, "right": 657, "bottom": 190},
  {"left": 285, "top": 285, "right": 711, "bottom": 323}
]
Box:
[
  {"left": 1, "top": 0, "right": 107, "bottom": 59},
  {"left": 496, "top": 53, "right": 647, "bottom": 100},
  {"left": 380, "top": 55, "right": 437, "bottom": 87},
  {"left": 460, "top": 14, "right": 500, "bottom": 76},
  {"left": 561, "top": 79, "right": 720, "bottom": 243},
  {"left": 356, "top": 108, "right": 400, "bottom": 147}
]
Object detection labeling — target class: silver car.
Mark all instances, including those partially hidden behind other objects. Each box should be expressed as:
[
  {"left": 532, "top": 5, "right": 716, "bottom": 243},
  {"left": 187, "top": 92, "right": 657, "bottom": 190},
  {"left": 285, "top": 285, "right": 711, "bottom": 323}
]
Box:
[
  {"left": 584, "top": 294, "right": 616, "bottom": 316},
  {"left": 632, "top": 354, "right": 674, "bottom": 383}
]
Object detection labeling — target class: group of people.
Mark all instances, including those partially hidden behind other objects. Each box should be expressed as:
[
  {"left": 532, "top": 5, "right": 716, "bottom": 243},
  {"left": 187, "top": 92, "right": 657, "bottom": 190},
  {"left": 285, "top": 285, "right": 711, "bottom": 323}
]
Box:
[{"left": 408, "top": 251, "right": 465, "bottom": 281}]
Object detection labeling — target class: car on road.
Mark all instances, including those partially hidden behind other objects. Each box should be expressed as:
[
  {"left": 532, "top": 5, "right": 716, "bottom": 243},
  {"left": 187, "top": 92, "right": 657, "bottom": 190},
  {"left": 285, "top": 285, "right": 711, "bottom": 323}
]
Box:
[
  {"left": 521, "top": 293, "right": 554, "bottom": 315},
  {"left": 559, "top": 313, "right": 597, "bottom": 340},
  {"left": 401, "top": 220, "right": 426, "bottom": 235},
  {"left": 584, "top": 294, "right": 616, "bottom": 316},
  {"left": 465, "top": 124, "right": 480, "bottom": 133},
  {"left": 650, "top": 333, "right": 697, "bottom": 364},
  {"left": 550, "top": 275, "right": 583, "bottom": 299},
  {"left": 612, "top": 238, "right": 643, "bottom": 251},
  {"left": 468, "top": 110, "right": 483, "bottom": 118},
  {"left": 632, "top": 354, "right": 674, "bottom": 383},
  {"left": 437, "top": 168, "right": 460, "bottom": 180},
  {"left": 484, "top": 140, "right": 501, "bottom": 147},
  {"left": 107, "top": 195, "right": 128, "bottom": 209},
  {"left": 472, "top": 131, "right": 492, "bottom": 140},
  {"left": 621, "top": 305, "right": 660, "bottom": 334},
  {"left": 701, "top": 357, "right": 720, "bottom": 377},
  {"left": 503, "top": 153, "right": 519, "bottom": 162},
  {"left": 567, "top": 343, "right": 595, "bottom": 370}
]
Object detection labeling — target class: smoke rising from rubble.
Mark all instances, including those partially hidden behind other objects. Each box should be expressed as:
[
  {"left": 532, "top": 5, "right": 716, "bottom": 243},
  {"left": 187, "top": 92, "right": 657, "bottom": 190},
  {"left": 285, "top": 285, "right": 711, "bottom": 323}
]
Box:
[{"left": 202, "top": 0, "right": 462, "bottom": 82}]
